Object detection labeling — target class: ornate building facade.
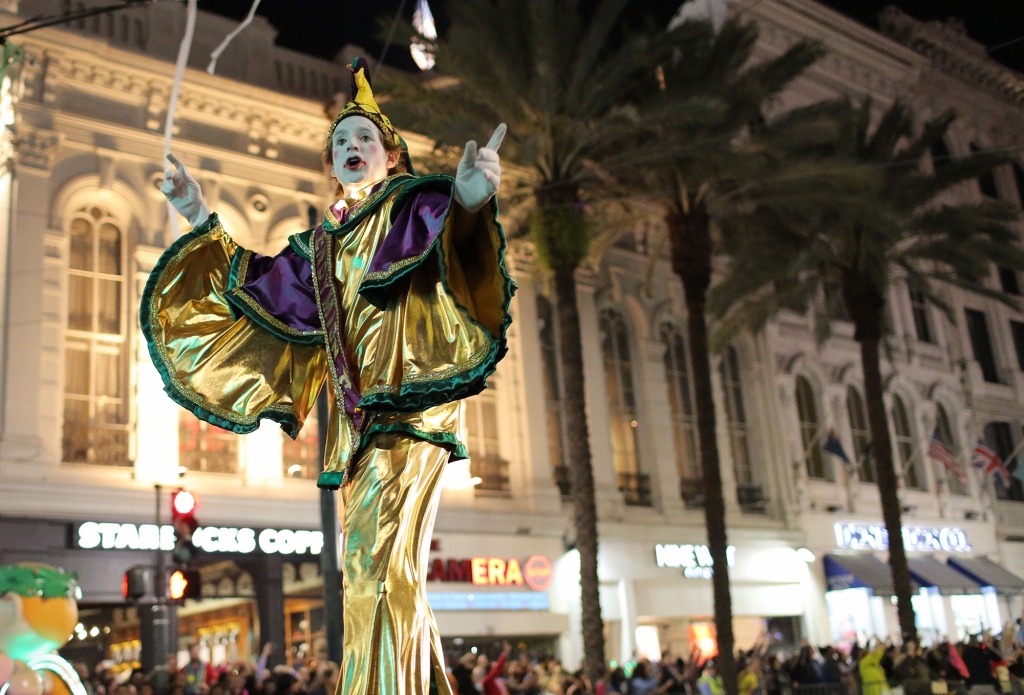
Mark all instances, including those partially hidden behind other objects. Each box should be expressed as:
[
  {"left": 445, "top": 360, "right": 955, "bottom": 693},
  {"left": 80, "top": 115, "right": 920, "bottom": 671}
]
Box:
[{"left": 1, "top": 0, "right": 1024, "bottom": 672}]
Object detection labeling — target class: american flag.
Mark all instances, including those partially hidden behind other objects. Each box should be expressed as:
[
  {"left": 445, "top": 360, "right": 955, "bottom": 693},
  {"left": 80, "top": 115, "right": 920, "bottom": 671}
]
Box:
[
  {"left": 973, "top": 439, "right": 1010, "bottom": 486},
  {"left": 929, "top": 429, "right": 966, "bottom": 487}
]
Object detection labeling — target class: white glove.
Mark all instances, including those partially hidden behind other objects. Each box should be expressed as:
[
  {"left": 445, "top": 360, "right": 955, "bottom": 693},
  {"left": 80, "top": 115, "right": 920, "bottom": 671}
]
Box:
[
  {"left": 161, "top": 153, "right": 211, "bottom": 228},
  {"left": 454, "top": 123, "right": 506, "bottom": 213}
]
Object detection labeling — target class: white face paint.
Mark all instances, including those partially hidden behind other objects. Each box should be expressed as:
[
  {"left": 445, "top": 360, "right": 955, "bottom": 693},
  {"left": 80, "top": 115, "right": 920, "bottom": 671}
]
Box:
[{"left": 330, "top": 115, "right": 399, "bottom": 197}]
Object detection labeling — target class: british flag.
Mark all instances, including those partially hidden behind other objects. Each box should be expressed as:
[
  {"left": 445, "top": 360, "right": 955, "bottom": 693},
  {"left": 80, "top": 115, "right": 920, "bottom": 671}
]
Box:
[
  {"left": 929, "top": 429, "right": 966, "bottom": 487},
  {"left": 973, "top": 439, "right": 1010, "bottom": 486}
]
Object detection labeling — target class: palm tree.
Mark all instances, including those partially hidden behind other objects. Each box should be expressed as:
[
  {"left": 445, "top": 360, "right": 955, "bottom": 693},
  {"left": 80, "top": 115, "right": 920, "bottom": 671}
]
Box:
[
  {"left": 708, "top": 98, "right": 1024, "bottom": 643},
  {"left": 627, "top": 19, "right": 824, "bottom": 691},
  {"left": 378, "top": 0, "right": 710, "bottom": 679}
]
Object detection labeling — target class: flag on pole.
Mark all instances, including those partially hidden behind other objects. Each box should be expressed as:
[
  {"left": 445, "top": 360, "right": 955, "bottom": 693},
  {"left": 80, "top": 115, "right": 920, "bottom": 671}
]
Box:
[
  {"left": 973, "top": 439, "right": 1010, "bottom": 487},
  {"left": 823, "top": 430, "right": 852, "bottom": 469},
  {"left": 928, "top": 429, "right": 967, "bottom": 487}
]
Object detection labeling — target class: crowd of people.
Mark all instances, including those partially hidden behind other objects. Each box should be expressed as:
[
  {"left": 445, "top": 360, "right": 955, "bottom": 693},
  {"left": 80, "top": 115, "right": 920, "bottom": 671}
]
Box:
[{"left": 70, "top": 632, "right": 1024, "bottom": 695}]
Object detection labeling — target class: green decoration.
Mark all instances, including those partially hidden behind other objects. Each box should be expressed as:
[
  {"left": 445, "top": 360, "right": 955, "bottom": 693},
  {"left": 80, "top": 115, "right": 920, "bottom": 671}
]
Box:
[{"left": 0, "top": 565, "right": 80, "bottom": 599}]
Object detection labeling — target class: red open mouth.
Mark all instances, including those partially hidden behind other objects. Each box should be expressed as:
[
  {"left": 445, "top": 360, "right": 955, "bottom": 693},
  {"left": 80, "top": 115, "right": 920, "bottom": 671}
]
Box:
[{"left": 344, "top": 156, "right": 364, "bottom": 171}]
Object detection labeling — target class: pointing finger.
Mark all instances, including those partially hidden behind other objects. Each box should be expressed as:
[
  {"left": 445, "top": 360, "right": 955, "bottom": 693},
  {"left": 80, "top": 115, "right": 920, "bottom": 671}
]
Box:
[
  {"left": 485, "top": 123, "right": 506, "bottom": 152},
  {"left": 166, "top": 153, "right": 186, "bottom": 175}
]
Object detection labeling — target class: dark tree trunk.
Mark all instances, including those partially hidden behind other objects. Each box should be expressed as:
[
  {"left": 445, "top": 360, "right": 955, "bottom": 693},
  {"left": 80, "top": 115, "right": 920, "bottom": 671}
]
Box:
[
  {"left": 844, "top": 272, "right": 917, "bottom": 643},
  {"left": 667, "top": 204, "right": 738, "bottom": 694},
  {"left": 553, "top": 267, "right": 606, "bottom": 682}
]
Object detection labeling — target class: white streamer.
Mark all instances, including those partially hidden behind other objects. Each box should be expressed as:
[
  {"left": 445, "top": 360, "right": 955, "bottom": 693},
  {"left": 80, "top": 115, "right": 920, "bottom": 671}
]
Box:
[
  {"left": 207, "top": 0, "right": 262, "bottom": 76},
  {"left": 164, "top": 0, "right": 198, "bottom": 239}
]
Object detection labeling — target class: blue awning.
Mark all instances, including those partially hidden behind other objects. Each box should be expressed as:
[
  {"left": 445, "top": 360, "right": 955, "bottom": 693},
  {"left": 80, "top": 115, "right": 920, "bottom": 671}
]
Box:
[
  {"left": 825, "top": 554, "right": 917, "bottom": 596},
  {"left": 947, "top": 556, "right": 1024, "bottom": 594},
  {"left": 907, "top": 556, "right": 980, "bottom": 595}
]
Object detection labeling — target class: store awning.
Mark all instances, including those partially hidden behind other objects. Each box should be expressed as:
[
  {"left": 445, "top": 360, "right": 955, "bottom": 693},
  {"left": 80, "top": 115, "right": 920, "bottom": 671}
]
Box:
[
  {"left": 907, "top": 556, "right": 980, "bottom": 595},
  {"left": 825, "top": 554, "right": 914, "bottom": 595},
  {"left": 947, "top": 556, "right": 1024, "bottom": 594}
]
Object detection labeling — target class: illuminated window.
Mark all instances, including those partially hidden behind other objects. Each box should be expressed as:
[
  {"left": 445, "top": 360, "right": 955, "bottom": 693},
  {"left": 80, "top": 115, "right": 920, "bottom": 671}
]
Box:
[
  {"left": 935, "top": 404, "right": 966, "bottom": 495},
  {"left": 63, "top": 206, "right": 129, "bottom": 466},
  {"left": 892, "top": 395, "right": 924, "bottom": 490},
  {"left": 464, "top": 383, "right": 507, "bottom": 496},
  {"left": 847, "top": 387, "right": 873, "bottom": 483},
  {"left": 283, "top": 404, "right": 320, "bottom": 479},
  {"left": 796, "top": 376, "right": 827, "bottom": 480},
  {"left": 661, "top": 323, "right": 699, "bottom": 481},
  {"left": 178, "top": 411, "right": 239, "bottom": 474},
  {"left": 600, "top": 309, "right": 639, "bottom": 475},
  {"left": 720, "top": 346, "right": 754, "bottom": 485}
]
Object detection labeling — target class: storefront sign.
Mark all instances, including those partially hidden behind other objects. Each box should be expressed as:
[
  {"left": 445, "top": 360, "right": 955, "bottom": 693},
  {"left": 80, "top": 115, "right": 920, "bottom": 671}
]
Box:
[
  {"left": 75, "top": 522, "right": 324, "bottom": 555},
  {"left": 426, "top": 591, "right": 549, "bottom": 611},
  {"left": 833, "top": 522, "right": 971, "bottom": 552},
  {"left": 426, "top": 555, "right": 553, "bottom": 590},
  {"left": 654, "top": 544, "right": 736, "bottom": 579}
]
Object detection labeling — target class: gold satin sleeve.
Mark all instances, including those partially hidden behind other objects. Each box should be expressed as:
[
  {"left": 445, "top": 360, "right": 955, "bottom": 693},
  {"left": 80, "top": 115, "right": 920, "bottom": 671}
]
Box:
[{"left": 141, "top": 215, "right": 327, "bottom": 436}]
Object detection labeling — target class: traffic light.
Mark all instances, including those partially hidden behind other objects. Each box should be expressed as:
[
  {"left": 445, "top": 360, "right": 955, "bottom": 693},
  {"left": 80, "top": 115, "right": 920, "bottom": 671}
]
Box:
[
  {"left": 168, "top": 569, "right": 201, "bottom": 601},
  {"left": 171, "top": 488, "right": 199, "bottom": 564},
  {"left": 123, "top": 566, "right": 150, "bottom": 600}
]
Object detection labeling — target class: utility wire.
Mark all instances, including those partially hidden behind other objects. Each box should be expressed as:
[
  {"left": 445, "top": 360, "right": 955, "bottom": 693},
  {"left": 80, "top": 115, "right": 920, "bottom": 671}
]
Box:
[{"left": 378, "top": 0, "right": 410, "bottom": 66}]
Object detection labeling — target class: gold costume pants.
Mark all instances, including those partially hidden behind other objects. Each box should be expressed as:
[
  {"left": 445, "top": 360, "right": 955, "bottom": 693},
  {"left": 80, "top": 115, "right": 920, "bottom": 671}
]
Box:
[{"left": 339, "top": 434, "right": 455, "bottom": 695}]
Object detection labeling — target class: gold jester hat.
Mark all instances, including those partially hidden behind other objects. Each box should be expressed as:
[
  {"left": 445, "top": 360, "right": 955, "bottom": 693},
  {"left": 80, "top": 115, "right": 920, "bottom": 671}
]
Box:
[{"left": 329, "top": 57, "right": 401, "bottom": 149}]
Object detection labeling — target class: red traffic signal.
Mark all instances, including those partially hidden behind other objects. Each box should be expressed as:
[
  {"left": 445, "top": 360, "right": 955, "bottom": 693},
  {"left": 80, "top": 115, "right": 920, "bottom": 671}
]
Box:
[
  {"left": 168, "top": 569, "right": 201, "bottom": 601},
  {"left": 171, "top": 488, "right": 199, "bottom": 564},
  {"left": 171, "top": 489, "right": 198, "bottom": 519}
]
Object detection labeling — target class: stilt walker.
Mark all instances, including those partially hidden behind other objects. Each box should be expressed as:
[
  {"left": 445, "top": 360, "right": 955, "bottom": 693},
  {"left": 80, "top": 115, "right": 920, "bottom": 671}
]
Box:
[{"left": 141, "top": 58, "right": 513, "bottom": 695}]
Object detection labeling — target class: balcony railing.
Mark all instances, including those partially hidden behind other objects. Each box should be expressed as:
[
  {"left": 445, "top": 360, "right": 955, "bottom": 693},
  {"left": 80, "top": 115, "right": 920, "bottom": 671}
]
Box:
[
  {"left": 62, "top": 422, "right": 129, "bottom": 466},
  {"left": 617, "top": 472, "right": 652, "bottom": 507},
  {"left": 737, "top": 482, "right": 769, "bottom": 514},
  {"left": 679, "top": 477, "right": 704, "bottom": 509},
  {"left": 471, "top": 454, "right": 511, "bottom": 497},
  {"left": 553, "top": 465, "right": 573, "bottom": 498}
]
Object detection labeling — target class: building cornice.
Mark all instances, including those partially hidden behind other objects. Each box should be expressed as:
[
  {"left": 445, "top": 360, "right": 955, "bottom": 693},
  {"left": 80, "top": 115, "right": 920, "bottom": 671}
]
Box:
[{"left": 879, "top": 6, "right": 1024, "bottom": 109}]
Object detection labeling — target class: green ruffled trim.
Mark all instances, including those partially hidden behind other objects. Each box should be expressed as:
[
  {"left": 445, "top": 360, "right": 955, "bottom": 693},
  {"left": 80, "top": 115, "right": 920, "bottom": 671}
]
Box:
[
  {"left": 356, "top": 189, "right": 517, "bottom": 413},
  {"left": 140, "top": 213, "right": 302, "bottom": 439},
  {"left": 315, "top": 423, "right": 468, "bottom": 490},
  {"left": 317, "top": 471, "right": 345, "bottom": 490},
  {"left": 288, "top": 229, "right": 314, "bottom": 261}
]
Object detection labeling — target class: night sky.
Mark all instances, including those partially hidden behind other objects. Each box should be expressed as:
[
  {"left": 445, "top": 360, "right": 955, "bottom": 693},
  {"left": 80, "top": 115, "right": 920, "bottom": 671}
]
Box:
[{"left": 197, "top": 0, "right": 1024, "bottom": 75}]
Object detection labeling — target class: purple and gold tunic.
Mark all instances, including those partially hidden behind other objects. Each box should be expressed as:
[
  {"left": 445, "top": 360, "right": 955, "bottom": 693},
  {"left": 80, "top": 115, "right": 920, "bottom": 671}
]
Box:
[{"left": 140, "top": 172, "right": 515, "bottom": 488}]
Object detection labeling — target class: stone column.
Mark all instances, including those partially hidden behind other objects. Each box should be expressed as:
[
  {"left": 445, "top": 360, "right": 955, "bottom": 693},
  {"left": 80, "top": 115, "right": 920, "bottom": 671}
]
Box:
[
  {"left": 576, "top": 271, "right": 624, "bottom": 517},
  {"left": 638, "top": 338, "right": 684, "bottom": 514}
]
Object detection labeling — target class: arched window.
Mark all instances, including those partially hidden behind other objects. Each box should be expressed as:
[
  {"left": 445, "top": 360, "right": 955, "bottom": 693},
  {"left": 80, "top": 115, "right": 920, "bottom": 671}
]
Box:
[
  {"left": 63, "top": 206, "right": 129, "bottom": 466},
  {"left": 600, "top": 309, "right": 640, "bottom": 475},
  {"left": 601, "top": 309, "right": 649, "bottom": 505},
  {"left": 661, "top": 324, "right": 699, "bottom": 484},
  {"left": 283, "top": 404, "right": 320, "bottom": 479},
  {"left": 796, "top": 376, "right": 828, "bottom": 480},
  {"left": 985, "top": 422, "right": 1020, "bottom": 500},
  {"left": 935, "top": 404, "right": 966, "bottom": 495},
  {"left": 971, "top": 143, "right": 999, "bottom": 198},
  {"left": 892, "top": 395, "right": 924, "bottom": 490},
  {"left": 464, "top": 380, "right": 508, "bottom": 496},
  {"left": 720, "top": 346, "right": 754, "bottom": 485},
  {"left": 178, "top": 411, "right": 239, "bottom": 473},
  {"left": 537, "top": 295, "right": 569, "bottom": 495},
  {"left": 847, "top": 387, "right": 873, "bottom": 483}
]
